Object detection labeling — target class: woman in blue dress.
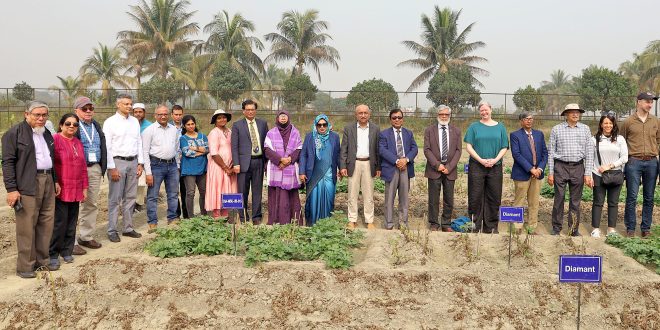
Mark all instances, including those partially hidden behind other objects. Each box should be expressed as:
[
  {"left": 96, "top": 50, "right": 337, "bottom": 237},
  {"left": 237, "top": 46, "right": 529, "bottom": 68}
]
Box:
[{"left": 299, "top": 114, "right": 340, "bottom": 226}]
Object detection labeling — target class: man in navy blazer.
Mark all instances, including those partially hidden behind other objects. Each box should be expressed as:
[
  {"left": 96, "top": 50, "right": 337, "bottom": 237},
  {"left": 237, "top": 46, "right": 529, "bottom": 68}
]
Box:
[
  {"left": 378, "top": 109, "right": 418, "bottom": 229},
  {"left": 231, "top": 99, "right": 268, "bottom": 224},
  {"left": 510, "top": 112, "right": 548, "bottom": 234}
]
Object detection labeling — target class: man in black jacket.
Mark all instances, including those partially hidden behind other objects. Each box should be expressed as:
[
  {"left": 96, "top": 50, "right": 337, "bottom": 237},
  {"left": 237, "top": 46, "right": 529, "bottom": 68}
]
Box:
[
  {"left": 73, "top": 97, "right": 107, "bottom": 254},
  {"left": 2, "top": 101, "right": 60, "bottom": 278}
]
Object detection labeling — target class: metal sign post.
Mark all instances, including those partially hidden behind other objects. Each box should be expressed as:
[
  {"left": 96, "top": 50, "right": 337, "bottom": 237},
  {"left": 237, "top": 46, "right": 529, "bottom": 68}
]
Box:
[
  {"left": 221, "top": 194, "right": 245, "bottom": 256},
  {"left": 559, "top": 255, "right": 603, "bottom": 330},
  {"left": 499, "top": 206, "right": 524, "bottom": 268}
]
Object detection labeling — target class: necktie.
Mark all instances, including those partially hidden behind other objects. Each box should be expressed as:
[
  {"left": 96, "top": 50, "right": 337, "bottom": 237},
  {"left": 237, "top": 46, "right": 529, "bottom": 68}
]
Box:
[
  {"left": 396, "top": 129, "right": 404, "bottom": 158},
  {"left": 441, "top": 125, "right": 448, "bottom": 163},
  {"left": 249, "top": 121, "right": 260, "bottom": 154},
  {"left": 528, "top": 133, "right": 537, "bottom": 167}
]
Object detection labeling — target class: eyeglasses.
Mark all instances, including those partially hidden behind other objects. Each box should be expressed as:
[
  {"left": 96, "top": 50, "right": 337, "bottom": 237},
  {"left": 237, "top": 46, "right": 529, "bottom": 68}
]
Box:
[
  {"left": 390, "top": 116, "right": 403, "bottom": 120},
  {"left": 316, "top": 123, "right": 328, "bottom": 127},
  {"left": 30, "top": 112, "right": 48, "bottom": 119},
  {"left": 80, "top": 106, "right": 94, "bottom": 112},
  {"left": 522, "top": 117, "right": 534, "bottom": 121},
  {"left": 63, "top": 121, "right": 79, "bottom": 127},
  {"left": 155, "top": 113, "right": 169, "bottom": 117}
]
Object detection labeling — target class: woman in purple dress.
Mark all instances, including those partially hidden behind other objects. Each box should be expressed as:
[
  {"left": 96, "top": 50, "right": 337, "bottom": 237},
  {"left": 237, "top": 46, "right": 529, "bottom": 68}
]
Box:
[{"left": 264, "top": 110, "right": 303, "bottom": 225}]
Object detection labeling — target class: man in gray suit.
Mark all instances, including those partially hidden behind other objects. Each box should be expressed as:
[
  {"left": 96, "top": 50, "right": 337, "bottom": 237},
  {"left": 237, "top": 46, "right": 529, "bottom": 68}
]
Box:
[
  {"left": 424, "top": 105, "right": 462, "bottom": 232},
  {"left": 340, "top": 104, "right": 381, "bottom": 229},
  {"left": 231, "top": 99, "right": 268, "bottom": 224}
]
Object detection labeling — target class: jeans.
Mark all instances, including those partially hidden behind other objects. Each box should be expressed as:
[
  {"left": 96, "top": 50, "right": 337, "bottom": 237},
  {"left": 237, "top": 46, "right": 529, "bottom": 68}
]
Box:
[
  {"left": 624, "top": 158, "right": 658, "bottom": 232},
  {"left": 147, "top": 160, "right": 179, "bottom": 225},
  {"left": 591, "top": 174, "right": 623, "bottom": 229}
]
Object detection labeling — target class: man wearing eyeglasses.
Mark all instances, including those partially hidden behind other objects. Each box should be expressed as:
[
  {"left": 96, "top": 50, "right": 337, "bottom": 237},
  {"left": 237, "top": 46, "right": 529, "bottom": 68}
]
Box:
[
  {"left": 378, "top": 109, "right": 418, "bottom": 230},
  {"left": 619, "top": 92, "right": 660, "bottom": 238},
  {"left": 424, "top": 105, "right": 462, "bottom": 232},
  {"left": 72, "top": 97, "right": 107, "bottom": 254},
  {"left": 2, "top": 101, "right": 59, "bottom": 278},
  {"left": 142, "top": 105, "right": 180, "bottom": 233},
  {"left": 169, "top": 104, "right": 188, "bottom": 219},
  {"left": 510, "top": 112, "right": 548, "bottom": 235},
  {"left": 103, "top": 94, "right": 144, "bottom": 243}
]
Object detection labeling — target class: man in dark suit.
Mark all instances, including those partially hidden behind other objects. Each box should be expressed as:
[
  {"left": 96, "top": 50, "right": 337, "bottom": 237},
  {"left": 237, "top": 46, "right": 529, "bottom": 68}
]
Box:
[
  {"left": 379, "top": 109, "right": 418, "bottom": 229},
  {"left": 2, "top": 101, "right": 60, "bottom": 278},
  {"left": 231, "top": 99, "right": 268, "bottom": 223},
  {"left": 340, "top": 104, "right": 380, "bottom": 229},
  {"left": 511, "top": 112, "right": 548, "bottom": 234},
  {"left": 424, "top": 105, "right": 462, "bottom": 231}
]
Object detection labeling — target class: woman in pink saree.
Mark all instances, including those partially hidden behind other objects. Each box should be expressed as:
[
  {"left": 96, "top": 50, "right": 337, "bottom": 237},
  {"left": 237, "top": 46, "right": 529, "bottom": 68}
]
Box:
[{"left": 205, "top": 109, "right": 237, "bottom": 218}]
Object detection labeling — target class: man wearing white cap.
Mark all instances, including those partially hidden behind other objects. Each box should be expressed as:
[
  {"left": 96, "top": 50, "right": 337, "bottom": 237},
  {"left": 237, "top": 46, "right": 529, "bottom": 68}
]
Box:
[
  {"left": 73, "top": 96, "right": 106, "bottom": 254},
  {"left": 132, "top": 103, "right": 151, "bottom": 213},
  {"left": 547, "top": 103, "right": 594, "bottom": 236}
]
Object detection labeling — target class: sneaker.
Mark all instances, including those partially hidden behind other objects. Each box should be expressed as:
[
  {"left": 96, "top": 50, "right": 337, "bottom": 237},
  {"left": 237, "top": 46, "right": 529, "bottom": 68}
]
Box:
[
  {"left": 148, "top": 224, "right": 158, "bottom": 233},
  {"left": 62, "top": 255, "right": 74, "bottom": 263},
  {"left": 167, "top": 218, "right": 180, "bottom": 226},
  {"left": 122, "top": 230, "right": 142, "bottom": 238},
  {"left": 590, "top": 228, "right": 601, "bottom": 238},
  {"left": 108, "top": 233, "right": 121, "bottom": 243},
  {"left": 606, "top": 230, "right": 619, "bottom": 238},
  {"left": 48, "top": 258, "right": 60, "bottom": 271}
]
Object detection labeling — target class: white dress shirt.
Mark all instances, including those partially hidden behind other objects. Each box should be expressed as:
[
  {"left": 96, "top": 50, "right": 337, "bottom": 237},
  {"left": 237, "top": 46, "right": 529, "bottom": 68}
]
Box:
[
  {"left": 356, "top": 123, "right": 370, "bottom": 158},
  {"left": 103, "top": 112, "right": 144, "bottom": 169},
  {"left": 141, "top": 122, "right": 179, "bottom": 175},
  {"left": 437, "top": 123, "right": 450, "bottom": 161}
]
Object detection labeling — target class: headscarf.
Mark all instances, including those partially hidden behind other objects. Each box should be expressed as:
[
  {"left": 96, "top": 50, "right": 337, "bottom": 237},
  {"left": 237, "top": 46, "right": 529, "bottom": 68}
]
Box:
[
  {"left": 312, "top": 114, "right": 332, "bottom": 152},
  {"left": 276, "top": 110, "right": 292, "bottom": 144}
]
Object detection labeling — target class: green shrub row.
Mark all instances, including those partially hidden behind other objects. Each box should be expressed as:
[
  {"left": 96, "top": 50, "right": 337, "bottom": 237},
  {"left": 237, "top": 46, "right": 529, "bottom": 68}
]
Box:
[{"left": 605, "top": 226, "right": 660, "bottom": 274}]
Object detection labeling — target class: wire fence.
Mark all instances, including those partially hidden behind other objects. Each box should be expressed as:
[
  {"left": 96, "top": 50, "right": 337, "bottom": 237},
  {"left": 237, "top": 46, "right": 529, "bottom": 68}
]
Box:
[{"left": 0, "top": 87, "right": 654, "bottom": 133}]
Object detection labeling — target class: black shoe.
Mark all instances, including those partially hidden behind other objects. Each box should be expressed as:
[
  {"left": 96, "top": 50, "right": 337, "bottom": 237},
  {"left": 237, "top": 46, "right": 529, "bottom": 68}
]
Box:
[
  {"left": 571, "top": 231, "right": 581, "bottom": 237},
  {"left": 108, "top": 233, "right": 121, "bottom": 243},
  {"left": 122, "top": 230, "right": 142, "bottom": 238},
  {"left": 133, "top": 204, "right": 144, "bottom": 213},
  {"left": 551, "top": 230, "right": 561, "bottom": 236},
  {"left": 16, "top": 271, "right": 36, "bottom": 279}
]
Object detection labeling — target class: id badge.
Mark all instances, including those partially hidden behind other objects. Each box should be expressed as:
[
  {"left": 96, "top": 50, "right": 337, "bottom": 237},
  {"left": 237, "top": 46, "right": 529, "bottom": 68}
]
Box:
[{"left": 88, "top": 152, "right": 98, "bottom": 163}]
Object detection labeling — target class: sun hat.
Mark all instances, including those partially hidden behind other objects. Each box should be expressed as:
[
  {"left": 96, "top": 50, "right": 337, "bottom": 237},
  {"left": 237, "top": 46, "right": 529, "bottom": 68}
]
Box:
[
  {"left": 210, "top": 109, "right": 232, "bottom": 124},
  {"left": 560, "top": 103, "right": 585, "bottom": 116}
]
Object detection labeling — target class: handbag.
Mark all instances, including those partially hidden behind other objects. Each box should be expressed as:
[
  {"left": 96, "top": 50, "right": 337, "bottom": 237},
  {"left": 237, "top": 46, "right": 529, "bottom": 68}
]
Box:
[{"left": 596, "top": 137, "right": 624, "bottom": 186}]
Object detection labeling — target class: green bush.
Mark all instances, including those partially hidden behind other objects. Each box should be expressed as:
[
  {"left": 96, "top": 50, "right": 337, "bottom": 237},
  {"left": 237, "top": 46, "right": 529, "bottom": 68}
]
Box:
[
  {"left": 145, "top": 212, "right": 364, "bottom": 269},
  {"left": 605, "top": 225, "right": 660, "bottom": 274}
]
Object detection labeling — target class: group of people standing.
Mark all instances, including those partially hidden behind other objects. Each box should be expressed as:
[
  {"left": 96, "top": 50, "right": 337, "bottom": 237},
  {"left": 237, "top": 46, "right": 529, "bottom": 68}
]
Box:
[{"left": 3, "top": 91, "right": 658, "bottom": 279}]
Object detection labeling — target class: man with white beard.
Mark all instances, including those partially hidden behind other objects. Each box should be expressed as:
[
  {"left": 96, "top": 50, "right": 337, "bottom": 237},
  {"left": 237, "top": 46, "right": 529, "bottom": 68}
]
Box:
[
  {"left": 423, "top": 105, "right": 462, "bottom": 231},
  {"left": 2, "top": 101, "right": 60, "bottom": 278}
]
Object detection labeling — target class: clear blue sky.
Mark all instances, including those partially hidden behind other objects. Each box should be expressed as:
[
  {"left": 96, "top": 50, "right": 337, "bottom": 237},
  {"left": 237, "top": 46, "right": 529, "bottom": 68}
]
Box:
[{"left": 1, "top": 0, "right": 656, "bottom": 108}]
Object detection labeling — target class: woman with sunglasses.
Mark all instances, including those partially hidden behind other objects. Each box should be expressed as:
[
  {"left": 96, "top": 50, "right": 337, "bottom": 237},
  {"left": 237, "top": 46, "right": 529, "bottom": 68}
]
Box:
[
  {"left": 299, "top": 114, "right": 340, "bottom": 226},
  {"left": 591, "top": 113, "right": 628, "bottom": 238},
  {"left": 264, "top": 110, "right": 303, "bottom": 225},
  {"left": 49, "top": 113, "right": 88, "bottom": 269}
]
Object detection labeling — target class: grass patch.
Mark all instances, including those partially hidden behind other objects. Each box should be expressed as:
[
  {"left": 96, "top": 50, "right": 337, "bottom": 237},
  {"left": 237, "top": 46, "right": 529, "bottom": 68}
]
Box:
[
  {"left": 145, "top": 212, "right": 364, "bottom": 269},
  {"left": 605, "top": 225, "right": 660, "bottom": 274}
]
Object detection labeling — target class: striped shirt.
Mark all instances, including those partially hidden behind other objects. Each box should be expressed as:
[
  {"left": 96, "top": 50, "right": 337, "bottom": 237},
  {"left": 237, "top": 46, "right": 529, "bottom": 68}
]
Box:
[{"left": 548, "top": 121, "right": 594, "bottom": 175}]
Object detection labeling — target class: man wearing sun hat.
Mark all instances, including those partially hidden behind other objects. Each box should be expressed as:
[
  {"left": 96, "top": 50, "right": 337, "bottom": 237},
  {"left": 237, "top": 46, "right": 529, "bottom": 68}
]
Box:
[
  {"left": 619, "top": 92, "right": 660, "bottom": 238},
  {"left": 547, "top": 103, "right": 594, "bottom": 236},
  {"left": 73, "top": 96, "right": 107, "bottom": 254}
]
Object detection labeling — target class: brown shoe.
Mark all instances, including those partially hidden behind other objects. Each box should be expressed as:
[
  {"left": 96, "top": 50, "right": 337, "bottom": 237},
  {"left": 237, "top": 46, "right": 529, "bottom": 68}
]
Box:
[
  {"left": 78, "top": 239, "right": 102, "bottom": 249},
  {"left": 626, "top": 231, "right": 635, "bottom": 238},
  {"left": 168, "top": 218, "right": 180, "bottom": 226},
  {"left": 641, "top": 231, "right": 651, "bottom": 239},
  {"left": 441, "top": 227, "right": 454, "bottom": 233},
  {"left": 347, "top": 222, "right": 356, "bottom": 229},
  {"left": 367, "top": 223, "right": 376, "bottom": 230},
  {"left": 148, "top": 224, "right": 158, "bottom": 233},
  {"left": 72, "top": 245, "right": 87, "bottom": 255}
]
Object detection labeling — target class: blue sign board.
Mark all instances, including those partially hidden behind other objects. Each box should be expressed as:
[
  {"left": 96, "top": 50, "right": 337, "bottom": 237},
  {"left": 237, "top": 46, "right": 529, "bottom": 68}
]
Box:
[
  {"left": 499, "top": 206, "right": 524, "bottom": 223},
  {"left": 221, "top": 193, "right": 244, "bottom": 209},
  {"left": 559, "top": 255, "right": 603, "bottom": 283}
]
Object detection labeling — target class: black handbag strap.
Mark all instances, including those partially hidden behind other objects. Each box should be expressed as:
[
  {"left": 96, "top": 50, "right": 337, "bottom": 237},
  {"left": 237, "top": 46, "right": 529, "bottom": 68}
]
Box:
[{"left": 596, "top": 136, "right": 603, "bottom": 167}]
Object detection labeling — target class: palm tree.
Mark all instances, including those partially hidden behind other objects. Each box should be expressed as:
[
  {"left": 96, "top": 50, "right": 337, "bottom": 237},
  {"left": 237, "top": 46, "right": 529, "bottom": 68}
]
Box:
[
  {"left": 638, "top": 40, "right": 660, "bottom": 91},
  {"left": 117, "top": 0, "right": 200, "bottom": 79},
  {"left": 399, "top": 7, "right": 486, "bottom": 91},
  {"left": 201, "top": 10, "right": 265, "bottom": 82},
  {"left": 540, "top": 69, "right": 573, "bottom": 92},
  {"left": 80, "top": 43, "right": 134, "bottom": 104},
  {"left": 398, "top": 6, "right": 488, "bottom": 92},
  {"left": 170, "top": 53, "right": 216, "bottom": 108},
  {"left": 264, "top": 9, "right": 340, "bottom": 82},
  {"left": 49, "top": 76, "right": 85, "bottom": 107},
  {"left": 257, "top": 64, "right": 291, "bottom": 110},
  {"left": 539, "top": 69, "right": 578, "bottom": 114}
]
